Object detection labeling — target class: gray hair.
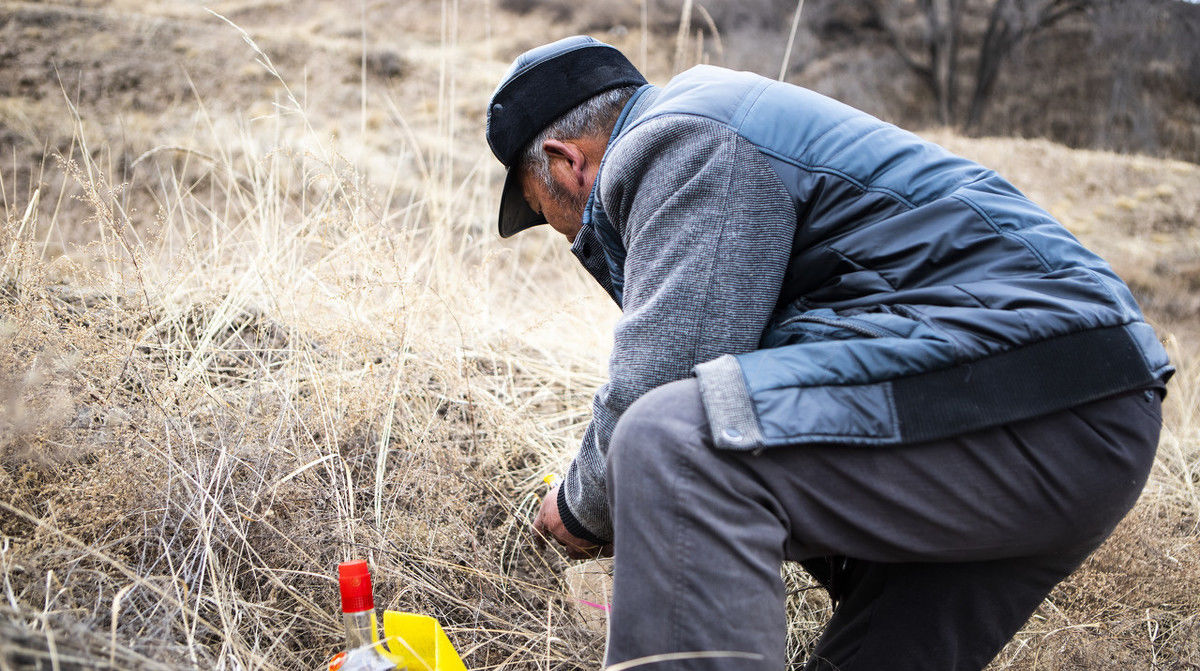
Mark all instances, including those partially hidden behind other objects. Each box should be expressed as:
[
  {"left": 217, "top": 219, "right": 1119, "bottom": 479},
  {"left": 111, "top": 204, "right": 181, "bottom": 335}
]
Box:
[{"left": 519, "top": 86, "right": 639, "bottom": 190}]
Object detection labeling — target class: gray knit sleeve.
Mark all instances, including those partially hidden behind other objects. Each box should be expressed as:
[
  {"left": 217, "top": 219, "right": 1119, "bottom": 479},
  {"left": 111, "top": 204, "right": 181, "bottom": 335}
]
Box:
[{"left": 560, "top": 114, "right": 796, "bottom": 542}]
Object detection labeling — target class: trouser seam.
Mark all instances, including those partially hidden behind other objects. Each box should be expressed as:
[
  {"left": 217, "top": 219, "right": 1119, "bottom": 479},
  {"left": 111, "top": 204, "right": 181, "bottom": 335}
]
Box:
[{"left": 668, "top": 424, "right": 697, "bottom": 656}]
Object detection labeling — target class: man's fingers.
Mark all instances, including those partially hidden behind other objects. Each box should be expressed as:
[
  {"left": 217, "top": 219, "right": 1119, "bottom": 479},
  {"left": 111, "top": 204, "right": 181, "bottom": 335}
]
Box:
[
  {"left": 563, "top": 538, "right": 605, "bottom": 560},
  {"left": 565, "top": 544, "right": 595, "bottom": 560},
  {"left": 530, "top": 482, "right": 606, "bottom": 559},
  {"left": 531, "top": 507, "right": 549, "bottom": 547},
  {"left": 531, "top": 483, "right": 560, "bottom": 549}
]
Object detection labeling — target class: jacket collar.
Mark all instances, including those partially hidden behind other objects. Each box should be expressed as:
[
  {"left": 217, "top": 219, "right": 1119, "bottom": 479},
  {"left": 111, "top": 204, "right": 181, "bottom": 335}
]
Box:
[{"left": 609, "top": 84, "right": 660, "bottom": 142}]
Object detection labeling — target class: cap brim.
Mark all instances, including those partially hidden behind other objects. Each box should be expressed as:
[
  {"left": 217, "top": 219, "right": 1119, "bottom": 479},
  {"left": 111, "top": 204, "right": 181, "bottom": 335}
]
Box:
[{"left": 498, "top": 168, "right": 546, "bottom": 238}]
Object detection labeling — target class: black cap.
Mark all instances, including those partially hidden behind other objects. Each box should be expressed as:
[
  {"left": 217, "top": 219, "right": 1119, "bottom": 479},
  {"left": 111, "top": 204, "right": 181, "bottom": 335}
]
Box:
[{"left": 486, "top": 36, "right": 646, "bottom": 238}]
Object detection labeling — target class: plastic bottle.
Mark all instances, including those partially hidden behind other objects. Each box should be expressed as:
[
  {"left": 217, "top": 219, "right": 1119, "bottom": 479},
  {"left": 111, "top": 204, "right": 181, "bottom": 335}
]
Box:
[{"left": 327, "top": 560, "right": 402, "bottom": 671}]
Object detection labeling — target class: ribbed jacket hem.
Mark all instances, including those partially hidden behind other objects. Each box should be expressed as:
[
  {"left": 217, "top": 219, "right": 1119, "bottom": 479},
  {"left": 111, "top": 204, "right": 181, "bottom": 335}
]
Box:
[{"left": 694, "top": 355, "right": 765, "bottom": 451}]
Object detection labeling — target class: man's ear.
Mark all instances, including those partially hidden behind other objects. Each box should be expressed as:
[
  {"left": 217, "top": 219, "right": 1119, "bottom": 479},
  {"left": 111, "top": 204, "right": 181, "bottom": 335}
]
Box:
[{"left": 542, "top": 139, "right": 588, "bottom": 189}]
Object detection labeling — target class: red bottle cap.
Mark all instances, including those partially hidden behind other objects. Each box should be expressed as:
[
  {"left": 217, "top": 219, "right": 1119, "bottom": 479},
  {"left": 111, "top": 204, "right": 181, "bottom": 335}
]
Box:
[{"left": 337, "top": 560, "right": 375, "bottom": 613}]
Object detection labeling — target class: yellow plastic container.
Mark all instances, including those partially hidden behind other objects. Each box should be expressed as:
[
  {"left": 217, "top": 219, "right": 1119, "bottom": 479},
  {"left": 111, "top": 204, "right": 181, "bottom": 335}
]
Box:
[{"left": 378, "top": 611, "right": 467, "bottom": 671}]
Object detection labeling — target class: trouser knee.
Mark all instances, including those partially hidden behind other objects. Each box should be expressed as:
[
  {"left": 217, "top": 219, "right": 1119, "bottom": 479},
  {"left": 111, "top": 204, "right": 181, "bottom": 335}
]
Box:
[{"left": 607, "top": 379, "right": 706, "bottom": 494}]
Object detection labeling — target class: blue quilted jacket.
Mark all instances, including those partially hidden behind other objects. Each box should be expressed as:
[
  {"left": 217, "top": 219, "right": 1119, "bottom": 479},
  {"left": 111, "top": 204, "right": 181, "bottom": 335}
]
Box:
[{"left": 587, "top": 65, "right": 1172, "bottom": 453}]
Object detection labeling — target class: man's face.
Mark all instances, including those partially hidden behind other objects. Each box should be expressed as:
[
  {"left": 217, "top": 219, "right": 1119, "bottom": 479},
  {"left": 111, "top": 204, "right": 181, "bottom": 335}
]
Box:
[{"left": 520, "top": 166, "right": 587, "bottom": 243}]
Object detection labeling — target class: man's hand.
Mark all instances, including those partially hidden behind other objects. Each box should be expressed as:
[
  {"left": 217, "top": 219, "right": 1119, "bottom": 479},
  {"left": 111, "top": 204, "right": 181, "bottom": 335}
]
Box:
[{"left": 533, "top": 483, "right": 613, "bottom": 560}]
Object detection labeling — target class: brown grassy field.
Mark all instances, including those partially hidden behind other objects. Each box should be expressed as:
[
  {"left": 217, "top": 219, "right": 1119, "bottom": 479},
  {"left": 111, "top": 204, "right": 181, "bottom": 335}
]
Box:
[{"left": 1, "top": 1, "right": 1197, "bottom": 669}]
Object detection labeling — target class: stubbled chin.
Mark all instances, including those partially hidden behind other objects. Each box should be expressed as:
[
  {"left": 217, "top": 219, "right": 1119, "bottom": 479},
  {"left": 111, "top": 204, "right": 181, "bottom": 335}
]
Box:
[{"left": 563, "top": 219, "right": 583, "bottom": 244}]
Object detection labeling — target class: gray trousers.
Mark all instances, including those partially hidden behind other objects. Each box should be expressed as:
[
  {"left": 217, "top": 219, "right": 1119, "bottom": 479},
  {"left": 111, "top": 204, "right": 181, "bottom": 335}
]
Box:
[{"left": 604, "top": 379, "right": 1161, "bottom": 670}]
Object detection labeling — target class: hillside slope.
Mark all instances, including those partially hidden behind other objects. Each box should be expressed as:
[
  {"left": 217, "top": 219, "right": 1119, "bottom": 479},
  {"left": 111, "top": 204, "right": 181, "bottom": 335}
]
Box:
[{"left": 1, "top": 2, "right": 1197, "bottom": 669}]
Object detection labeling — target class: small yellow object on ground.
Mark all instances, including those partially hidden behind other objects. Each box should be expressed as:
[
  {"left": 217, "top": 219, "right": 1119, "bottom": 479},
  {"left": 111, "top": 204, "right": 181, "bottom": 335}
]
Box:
[{"left": 380, "top": 611, "right": 467, "bottom": 671}]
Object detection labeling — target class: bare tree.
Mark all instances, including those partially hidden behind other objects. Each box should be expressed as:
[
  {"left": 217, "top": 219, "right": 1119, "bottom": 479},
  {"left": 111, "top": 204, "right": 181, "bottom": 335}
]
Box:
[
  {"left": 966, "top": 0, "right": 1090, "bottom": 127},
  {"left": 861, "top": 0, "right": 1091, "bottom": 129}
]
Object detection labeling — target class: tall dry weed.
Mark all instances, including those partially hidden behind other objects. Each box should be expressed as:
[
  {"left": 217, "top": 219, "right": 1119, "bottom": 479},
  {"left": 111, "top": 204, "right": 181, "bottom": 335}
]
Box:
[{"left": 0, "top": 15, "right": 617, "bottom": 669}]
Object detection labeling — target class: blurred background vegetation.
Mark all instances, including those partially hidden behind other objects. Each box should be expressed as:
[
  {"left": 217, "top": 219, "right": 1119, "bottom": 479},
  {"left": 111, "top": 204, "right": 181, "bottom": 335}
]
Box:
[{"left": 498, "top": 0, "right": 1200, "bottom": 161}]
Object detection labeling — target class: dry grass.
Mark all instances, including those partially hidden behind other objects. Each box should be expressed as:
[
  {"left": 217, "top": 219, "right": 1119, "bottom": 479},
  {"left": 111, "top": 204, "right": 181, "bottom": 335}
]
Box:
[{"left": 0, "top": 1, "right": 1197, "bottom": 669}]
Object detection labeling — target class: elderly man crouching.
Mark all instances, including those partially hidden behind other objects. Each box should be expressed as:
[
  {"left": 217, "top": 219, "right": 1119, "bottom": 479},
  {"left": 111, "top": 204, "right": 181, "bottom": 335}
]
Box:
[{"left": 486, "top": 36, "right": 1171, "bottom": 671}]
